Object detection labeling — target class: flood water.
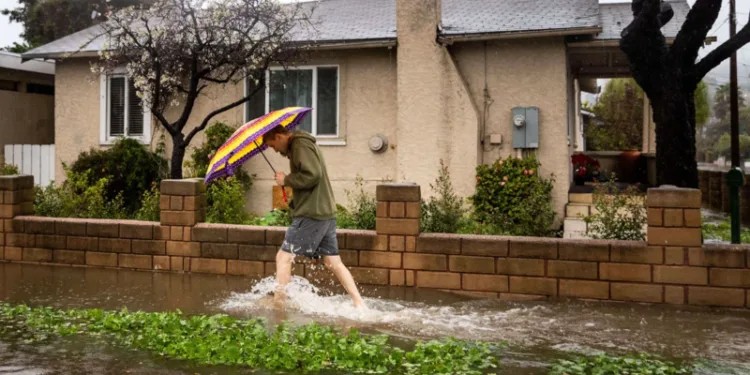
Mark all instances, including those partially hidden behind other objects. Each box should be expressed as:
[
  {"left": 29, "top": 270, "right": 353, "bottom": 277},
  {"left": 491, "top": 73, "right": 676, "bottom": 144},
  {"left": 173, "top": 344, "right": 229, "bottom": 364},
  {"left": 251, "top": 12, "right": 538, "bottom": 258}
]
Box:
[{"left": 1, "top": 262, "right": 750, "bottom": 374}]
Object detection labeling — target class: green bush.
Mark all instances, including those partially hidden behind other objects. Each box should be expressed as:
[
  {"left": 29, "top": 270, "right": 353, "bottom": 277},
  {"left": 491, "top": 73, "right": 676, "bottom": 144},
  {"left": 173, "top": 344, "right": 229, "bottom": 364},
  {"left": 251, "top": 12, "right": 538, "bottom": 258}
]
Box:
[
  {"left": 469, "top": 156, "right": 556, "bottom": 237},
  {"left": 251, "top": 208, "right": 292, "bottom": 227},
  {"left": 69, "top": 138, "right": 167, "bottom": 214},
  {"left": 420, "top": 160, "right": 467, "bottom": 233},
  {"left": 584, "top": 176, "right": 647, "bottom": 241},
  {"left": 0, "top": 162, "right": 19, "bottom": 175},
  {"left": 206, "top": 176, "right": 252, "bottom": 225},
  {"left": 134, "top": 183, "right": 161, "bottom": 222},
  {"left": 34, "top": 168, "right": 126, "bottom": 219},
  {"left": 336, "top": 175, "right": 377, "bottom": 230}
]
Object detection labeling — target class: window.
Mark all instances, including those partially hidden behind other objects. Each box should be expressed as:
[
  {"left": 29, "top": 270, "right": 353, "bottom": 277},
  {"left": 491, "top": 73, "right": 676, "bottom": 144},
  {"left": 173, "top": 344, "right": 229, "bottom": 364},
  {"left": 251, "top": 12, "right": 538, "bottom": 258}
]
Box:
[
  {"left": 245, "top": 66, "right": 339, "bottom": 138},
  {"left": 99, "top": 74, "right": 151, "bottom": 144},
  {"left": 26, "top": 83, "right": 54, "bottom": 96},
  {"left": 0, "top": 79, "right": 19, "bottom": 92}
]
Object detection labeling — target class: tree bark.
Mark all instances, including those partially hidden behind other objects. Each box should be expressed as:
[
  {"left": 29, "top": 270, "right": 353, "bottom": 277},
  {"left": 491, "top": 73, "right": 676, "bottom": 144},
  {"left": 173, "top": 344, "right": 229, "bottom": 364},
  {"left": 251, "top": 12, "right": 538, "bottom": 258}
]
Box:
[
  {"left": 652, "top": 79, "right": 699, "bottom": 188},
  {"left": 170, "top": 135, "right": 186, "bottom": 179}
]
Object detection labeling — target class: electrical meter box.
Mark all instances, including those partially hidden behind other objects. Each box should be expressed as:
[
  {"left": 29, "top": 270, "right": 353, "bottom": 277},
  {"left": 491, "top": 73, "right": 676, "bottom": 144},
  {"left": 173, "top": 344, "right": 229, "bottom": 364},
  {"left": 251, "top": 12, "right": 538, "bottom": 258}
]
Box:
[{"left": 511, "top": 106, "right": 539, "bottom": 149}]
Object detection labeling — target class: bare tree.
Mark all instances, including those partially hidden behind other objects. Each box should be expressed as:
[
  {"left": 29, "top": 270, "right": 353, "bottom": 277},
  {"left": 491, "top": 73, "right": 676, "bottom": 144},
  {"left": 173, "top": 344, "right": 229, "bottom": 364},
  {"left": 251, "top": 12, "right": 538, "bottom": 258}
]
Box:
[
  {"left": 92, "top": 0, "right": 314, "bottom": 178},
  {"left": 620, "top": 0, "right": 750, "bottom": 188}
]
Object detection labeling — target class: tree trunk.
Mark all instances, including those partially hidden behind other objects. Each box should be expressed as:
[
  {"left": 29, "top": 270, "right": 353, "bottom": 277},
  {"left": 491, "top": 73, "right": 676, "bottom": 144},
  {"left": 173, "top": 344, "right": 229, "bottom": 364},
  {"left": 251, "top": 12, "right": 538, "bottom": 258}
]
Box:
[
  {"left": 652, "top": 81, "right": 699, "bottom": 188},
  {"left": 170, "top": 136, "right": 186, "bottom": 179}
]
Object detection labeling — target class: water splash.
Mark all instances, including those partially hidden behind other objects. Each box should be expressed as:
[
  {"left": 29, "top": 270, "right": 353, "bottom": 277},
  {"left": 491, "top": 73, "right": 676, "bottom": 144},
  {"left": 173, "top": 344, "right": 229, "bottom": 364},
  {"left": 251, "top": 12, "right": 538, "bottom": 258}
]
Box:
[{"left": 219, "top": 275, "right": 551, "bottom": 343}]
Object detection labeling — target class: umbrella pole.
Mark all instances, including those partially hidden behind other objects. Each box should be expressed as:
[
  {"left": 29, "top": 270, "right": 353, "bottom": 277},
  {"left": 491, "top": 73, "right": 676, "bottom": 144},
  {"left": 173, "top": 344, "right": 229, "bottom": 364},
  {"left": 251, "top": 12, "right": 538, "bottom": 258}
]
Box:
[{"left": 254, "top": 141, "right": 288, "bottom": 203}]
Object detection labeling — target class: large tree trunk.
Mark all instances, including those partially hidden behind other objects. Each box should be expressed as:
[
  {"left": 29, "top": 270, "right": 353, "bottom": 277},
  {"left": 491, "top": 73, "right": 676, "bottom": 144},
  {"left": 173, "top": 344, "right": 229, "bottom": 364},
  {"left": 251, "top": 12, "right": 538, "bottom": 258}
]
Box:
[
  {"left": 170, "top": 135, "right": 186, "bottom": 179},
  {"left": 652, "top": 80, "right": 699, "bottom": 188}
]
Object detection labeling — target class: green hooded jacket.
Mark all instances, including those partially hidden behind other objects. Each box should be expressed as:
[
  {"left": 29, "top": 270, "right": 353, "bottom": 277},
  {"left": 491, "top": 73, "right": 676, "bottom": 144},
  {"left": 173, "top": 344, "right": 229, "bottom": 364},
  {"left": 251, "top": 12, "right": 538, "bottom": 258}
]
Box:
[{"left": 283, "top": 131, "right": 336, "bottom": 220}]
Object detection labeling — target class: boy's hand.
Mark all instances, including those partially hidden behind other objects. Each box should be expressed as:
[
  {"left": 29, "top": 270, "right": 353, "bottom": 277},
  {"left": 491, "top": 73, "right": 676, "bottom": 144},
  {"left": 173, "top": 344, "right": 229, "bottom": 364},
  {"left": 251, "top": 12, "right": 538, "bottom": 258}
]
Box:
[{"left": 275, "top": 172, "right": 286, "bottom": 186}]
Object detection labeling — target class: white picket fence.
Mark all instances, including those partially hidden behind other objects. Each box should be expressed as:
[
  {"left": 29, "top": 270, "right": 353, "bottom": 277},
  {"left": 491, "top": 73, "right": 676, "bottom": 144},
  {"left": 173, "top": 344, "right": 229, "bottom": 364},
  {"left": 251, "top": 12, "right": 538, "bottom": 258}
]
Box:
[{"left": 4, "top": 144, "right": 55, "bottom": 187}]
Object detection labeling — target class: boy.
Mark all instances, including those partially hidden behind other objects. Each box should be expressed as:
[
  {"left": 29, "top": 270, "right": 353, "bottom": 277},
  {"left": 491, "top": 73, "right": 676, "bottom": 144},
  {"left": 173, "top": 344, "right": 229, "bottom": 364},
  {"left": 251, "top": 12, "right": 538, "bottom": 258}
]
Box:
[{"left": 263, "top": 125, "right": 366, "bottom": 308}]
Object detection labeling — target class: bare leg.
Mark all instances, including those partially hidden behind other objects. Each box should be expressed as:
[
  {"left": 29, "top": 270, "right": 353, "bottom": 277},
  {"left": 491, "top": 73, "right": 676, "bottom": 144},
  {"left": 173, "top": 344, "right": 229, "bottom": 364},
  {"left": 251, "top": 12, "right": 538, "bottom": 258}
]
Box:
[
  {"left": 274, "top": 249, "right": 293, "bottom": 306},
  {"left": 324, "top": 255, "right": 365, "bottom": 308}
]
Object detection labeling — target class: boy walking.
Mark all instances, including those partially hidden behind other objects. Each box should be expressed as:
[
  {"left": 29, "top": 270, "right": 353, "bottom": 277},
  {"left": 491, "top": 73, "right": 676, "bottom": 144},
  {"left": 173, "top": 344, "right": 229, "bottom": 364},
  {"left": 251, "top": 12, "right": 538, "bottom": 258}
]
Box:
[{"left": 263, "top": 125, "right": 366, "bottom": 308}]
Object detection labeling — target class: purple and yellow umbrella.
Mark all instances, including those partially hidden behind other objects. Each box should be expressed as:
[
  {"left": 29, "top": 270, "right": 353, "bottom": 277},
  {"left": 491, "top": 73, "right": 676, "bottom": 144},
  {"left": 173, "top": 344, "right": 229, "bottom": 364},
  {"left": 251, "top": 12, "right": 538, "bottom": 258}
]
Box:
[{"left": 204, "top": 106, "right": 312, "bottom": 201}]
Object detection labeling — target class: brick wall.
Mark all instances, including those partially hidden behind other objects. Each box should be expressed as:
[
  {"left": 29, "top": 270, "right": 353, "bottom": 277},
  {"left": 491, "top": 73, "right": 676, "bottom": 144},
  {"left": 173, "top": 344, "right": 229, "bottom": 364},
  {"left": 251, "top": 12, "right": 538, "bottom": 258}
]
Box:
[{"left": 1, "top": 176, "right": 749, "bottom": 309}]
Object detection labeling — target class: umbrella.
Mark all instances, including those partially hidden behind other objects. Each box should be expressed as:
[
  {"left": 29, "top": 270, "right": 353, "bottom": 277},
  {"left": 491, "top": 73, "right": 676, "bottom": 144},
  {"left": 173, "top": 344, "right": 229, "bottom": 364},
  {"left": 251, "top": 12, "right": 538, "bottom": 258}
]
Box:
[{"left": 204, "top": 106, "right": 313, "bottom": 202}]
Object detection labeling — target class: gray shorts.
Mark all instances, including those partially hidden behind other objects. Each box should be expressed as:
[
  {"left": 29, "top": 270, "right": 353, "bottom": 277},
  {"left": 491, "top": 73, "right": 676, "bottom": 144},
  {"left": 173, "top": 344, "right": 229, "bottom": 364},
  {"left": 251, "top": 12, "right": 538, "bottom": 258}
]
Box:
[{"left": 280, "top": 217, "right": 339, "bottom": 259}]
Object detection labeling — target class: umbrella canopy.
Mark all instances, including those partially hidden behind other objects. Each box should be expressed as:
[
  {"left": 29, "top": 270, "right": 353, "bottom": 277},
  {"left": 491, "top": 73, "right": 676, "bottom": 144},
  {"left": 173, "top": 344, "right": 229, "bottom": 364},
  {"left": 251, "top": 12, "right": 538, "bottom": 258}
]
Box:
[{"left": 204, "top": 106, "right": 313, "bottom": 184}]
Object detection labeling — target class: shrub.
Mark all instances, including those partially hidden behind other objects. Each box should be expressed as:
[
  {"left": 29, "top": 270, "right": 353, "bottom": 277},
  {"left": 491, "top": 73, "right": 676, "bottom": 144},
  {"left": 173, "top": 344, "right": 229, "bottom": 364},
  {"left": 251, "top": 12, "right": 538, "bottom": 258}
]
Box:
[
  {"left": 251, "top": 208, "right": 292, "bottom": 227},
  {"left": 69, "top": 138, "right": 167, "bottom": 214},
  {"left": 420, "top": 160, "right": 467, "bottom": 233},
  {"left": 469, "top": 156, "right": 556, "bottom": 237},
  {"left": 205, "top": 176, "right": 252, "bottom": 225},
  {"left": 134, "top": 183, "right": 161, "bottom": 222},
  {"left": 0, "top": 162, "right": 19, "bottom": 175},
  {"left": 584, "top": 176, "right": 647, "bottom": 241},
  {"left": 34, "top": 168, "right": 126, "bottom": 219},
  {"left": 336, "top": 175, "right": 376, "bottom": 230}
]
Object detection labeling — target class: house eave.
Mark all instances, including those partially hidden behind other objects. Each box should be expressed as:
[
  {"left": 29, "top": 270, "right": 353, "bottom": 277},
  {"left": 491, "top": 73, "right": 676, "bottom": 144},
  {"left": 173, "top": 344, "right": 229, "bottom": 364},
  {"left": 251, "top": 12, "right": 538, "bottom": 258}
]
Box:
[{"left": 438, "top": 26, "right": 603, "bottom": 44}]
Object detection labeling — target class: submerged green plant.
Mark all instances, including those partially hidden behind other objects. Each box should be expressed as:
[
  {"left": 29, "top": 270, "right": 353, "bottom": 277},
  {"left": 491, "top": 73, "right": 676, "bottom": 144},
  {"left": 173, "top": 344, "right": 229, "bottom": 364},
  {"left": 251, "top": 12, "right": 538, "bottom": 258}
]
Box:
[
  {"left": 549, "top": 353, "right": 692, "bottom": 375},
  {"left": 0, "top": 303, "right": 500, "bottom": 374}
]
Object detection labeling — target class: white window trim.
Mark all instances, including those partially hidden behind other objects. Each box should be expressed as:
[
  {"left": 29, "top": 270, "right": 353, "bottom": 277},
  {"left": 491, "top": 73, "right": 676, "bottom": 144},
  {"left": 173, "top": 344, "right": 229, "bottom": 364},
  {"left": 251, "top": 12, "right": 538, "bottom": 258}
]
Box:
[
  {"left": 244, "top": 65, "right": 342, "bottom": 142},
  {"left": 99, "top": 73, "right": 152, "bottom": 146}
]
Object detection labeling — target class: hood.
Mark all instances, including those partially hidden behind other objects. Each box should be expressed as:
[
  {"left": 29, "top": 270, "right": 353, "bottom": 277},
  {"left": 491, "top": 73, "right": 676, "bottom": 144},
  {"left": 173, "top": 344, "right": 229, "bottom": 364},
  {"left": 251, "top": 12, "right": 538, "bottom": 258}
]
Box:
[
  {"left": 292, "top": 130, "right": 317, "bottom": 144},
  {"left": 281, "top": 130, "right": 316, "bottom": 157}
]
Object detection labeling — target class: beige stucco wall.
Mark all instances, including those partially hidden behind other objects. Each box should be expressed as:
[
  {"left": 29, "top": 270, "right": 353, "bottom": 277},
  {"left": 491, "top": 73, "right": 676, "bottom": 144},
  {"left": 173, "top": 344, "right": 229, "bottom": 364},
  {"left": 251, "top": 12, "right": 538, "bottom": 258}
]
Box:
[
  {"left": 52, "top": 26, "right": 572, "bottom": 223},
  {"left": 53, "top": 49, "right": 399, "bottom": 214},
  {"left": 395, "top": 0, "right": 479, "bottom": 202},
  {"left": 54, "top": 59, "right": 99, "bottom": 182},
  {"left": 449, "top": 38, "right": 572, "bottom": 225},
  {"left": 0, "top": 68, "right": 55, "bottom": 165}
]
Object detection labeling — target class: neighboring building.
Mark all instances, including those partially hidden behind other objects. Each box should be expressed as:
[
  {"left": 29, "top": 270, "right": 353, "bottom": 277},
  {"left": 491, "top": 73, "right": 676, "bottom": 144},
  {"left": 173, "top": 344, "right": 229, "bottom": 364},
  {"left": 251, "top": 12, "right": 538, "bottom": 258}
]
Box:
[
  {"left": 0, "top": 51, "right": 55, "bottom": 164},
  {"left": 22, "top": 0, "right": 697, "bottom": 223}
]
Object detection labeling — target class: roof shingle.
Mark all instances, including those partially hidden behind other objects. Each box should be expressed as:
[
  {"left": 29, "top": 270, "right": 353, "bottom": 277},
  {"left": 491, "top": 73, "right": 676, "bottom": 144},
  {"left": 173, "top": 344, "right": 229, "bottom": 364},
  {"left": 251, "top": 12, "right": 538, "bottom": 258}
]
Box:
[{"left": 597, "top": 0, "right": 689, "bottom": 40}]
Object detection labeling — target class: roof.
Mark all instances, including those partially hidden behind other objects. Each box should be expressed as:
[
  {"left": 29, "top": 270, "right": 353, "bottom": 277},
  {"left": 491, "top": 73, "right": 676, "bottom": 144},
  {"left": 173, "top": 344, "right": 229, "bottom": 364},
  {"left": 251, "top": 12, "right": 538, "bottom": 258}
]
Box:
[
  {"left": 0, "top": 51, "right": 55, "bottom": 75},
  {"left": 24, "top": 0, "right": 694, "bottom": 60},
  {"left": 442, "top": 0, "right": 600, "bottom": 38},
  {"left": 597, "top": 0, "right": 689, "bottom": 40}
]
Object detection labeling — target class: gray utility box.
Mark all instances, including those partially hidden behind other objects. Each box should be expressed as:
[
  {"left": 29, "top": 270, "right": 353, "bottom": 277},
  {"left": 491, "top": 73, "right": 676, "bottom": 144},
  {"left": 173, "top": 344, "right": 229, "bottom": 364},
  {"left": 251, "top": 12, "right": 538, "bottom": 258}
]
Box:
[{"left": 511, "top": 106, "right": 539, "bottom": 149}]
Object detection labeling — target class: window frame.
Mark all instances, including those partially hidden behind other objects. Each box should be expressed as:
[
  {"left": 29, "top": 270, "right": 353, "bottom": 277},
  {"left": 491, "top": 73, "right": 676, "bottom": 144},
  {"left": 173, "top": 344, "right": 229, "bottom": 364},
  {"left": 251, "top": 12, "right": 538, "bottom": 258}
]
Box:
[
  {"left": 99, "top": 73, "right": 152, "bottom": 145},
  {"left": 244, "top": 65, "right": 341, "bottom": 142}
]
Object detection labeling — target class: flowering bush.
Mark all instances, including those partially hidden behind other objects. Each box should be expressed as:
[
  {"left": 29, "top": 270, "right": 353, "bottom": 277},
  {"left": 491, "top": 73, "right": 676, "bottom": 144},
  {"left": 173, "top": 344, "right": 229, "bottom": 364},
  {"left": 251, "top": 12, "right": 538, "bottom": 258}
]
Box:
[
  {"left": 571, "top": 153, "right": 600, "bottom": 177},
  {"left": 469, "top": 156, "right": 556, "bottom": 237}
]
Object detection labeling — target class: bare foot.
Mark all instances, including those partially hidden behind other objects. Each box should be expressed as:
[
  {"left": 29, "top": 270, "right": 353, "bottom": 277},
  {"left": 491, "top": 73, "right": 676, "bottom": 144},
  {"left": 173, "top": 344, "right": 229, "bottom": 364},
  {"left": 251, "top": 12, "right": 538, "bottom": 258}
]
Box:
[{"left": 353, "top": 298, "right": 366, "bottom": 309}]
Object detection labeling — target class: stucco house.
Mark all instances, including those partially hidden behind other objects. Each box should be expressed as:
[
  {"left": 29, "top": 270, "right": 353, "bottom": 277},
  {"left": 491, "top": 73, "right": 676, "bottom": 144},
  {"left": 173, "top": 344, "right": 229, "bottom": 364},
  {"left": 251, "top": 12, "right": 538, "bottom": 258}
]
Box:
[
  {"left": 0, "top": 51, "right": 55, "bottom": 166},
  {"left": 21, "top": 0, "right": 697, "bottom": 225}
]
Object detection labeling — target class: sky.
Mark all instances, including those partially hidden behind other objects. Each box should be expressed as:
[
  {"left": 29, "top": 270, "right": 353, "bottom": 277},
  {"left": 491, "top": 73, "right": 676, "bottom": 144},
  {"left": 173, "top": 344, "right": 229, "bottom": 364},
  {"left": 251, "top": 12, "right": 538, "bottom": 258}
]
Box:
[{"left": 0, "top": 0, "right": 748, "bottom": 86}]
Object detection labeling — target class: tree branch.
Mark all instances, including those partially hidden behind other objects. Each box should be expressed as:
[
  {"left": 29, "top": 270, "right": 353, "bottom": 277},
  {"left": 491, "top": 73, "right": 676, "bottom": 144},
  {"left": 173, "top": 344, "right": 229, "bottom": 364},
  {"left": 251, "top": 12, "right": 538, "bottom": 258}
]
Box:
[
  {"left": 670, "top": 0, "right": 721, "bottom": 67},
  {"left": 695, "top": 12, "right": 750, "bottom": 82},
  {"left": 184, "top": 76, "right": 266, "bottom": 146}
]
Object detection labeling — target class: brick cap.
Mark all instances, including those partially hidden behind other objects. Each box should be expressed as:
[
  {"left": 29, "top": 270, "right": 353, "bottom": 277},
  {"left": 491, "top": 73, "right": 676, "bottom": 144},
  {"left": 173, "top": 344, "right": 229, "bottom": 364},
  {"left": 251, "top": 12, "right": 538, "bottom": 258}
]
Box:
[
  {"left": 160, "top": 179, "right": 207, "bottom": 196},
  {"left": 376, "top": 183, "right": 421, "bottom": 202},
  {"left": 647, "top": 186, "right": 701, "bottom": 209},
  {"left": 0, "top": 175, "right": 34, "bottom": 191}
]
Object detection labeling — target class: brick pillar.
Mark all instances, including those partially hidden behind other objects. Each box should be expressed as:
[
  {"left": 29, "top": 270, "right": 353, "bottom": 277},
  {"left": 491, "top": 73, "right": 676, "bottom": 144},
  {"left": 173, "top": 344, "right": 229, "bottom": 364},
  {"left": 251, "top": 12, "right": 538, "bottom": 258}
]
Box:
[
  {"left": 0, "top": 175, "right": 34, "bottom": 261},
  {"left": 647, "top": 185, "right": 702, "bottom": 249},
  {"left": 0, "top": 175, "right": 34, "bottom": 220},
  {"left": 159, "top": 179, "right": 206, "bottom": 270},
  {"left": 375, "top": 183, "right": 421, "bottom": 252}
]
